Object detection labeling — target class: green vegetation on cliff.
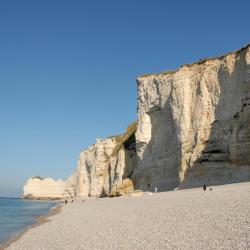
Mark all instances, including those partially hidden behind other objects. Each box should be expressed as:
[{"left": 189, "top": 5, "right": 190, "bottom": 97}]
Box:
[
  {"left": 32, "top": 176, "right": 44, "bottom": 180},
  {"left": 110, "top": 121, "right": 138, "bottom": 157},
  {"left": 139, "top": 70, "right": 176, "bottom": 78}
]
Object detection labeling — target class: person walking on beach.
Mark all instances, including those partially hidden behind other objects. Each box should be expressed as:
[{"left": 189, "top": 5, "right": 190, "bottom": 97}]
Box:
[
  {"left": 203, "top": 184, "right": 207, "bottom": 191},
  {"left": 154, "top": 187, "right": 158, "bottom": 193},
  {"left": 65, "top": 200, "right": 67, "bottom": 205}
]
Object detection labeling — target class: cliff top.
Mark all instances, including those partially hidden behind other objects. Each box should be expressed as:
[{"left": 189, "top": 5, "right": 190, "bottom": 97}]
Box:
[{"left": 138, "top": 43, "right": 250, "bottom": 79}]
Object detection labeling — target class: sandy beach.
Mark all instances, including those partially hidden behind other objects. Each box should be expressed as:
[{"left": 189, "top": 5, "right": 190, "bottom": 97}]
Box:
[{"left": 6, "top": 182, "right": 250, "bottom": 250}]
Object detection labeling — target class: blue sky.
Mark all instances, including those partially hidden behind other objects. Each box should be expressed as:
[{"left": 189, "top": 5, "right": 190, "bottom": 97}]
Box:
[{"left": 0, "top": 0, "right": 249, "bottom": 197}]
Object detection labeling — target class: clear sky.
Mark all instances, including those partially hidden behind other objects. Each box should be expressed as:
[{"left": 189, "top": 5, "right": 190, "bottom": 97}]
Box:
[{"left": 0, "top": 0, "right": 249, "bottom": 197}]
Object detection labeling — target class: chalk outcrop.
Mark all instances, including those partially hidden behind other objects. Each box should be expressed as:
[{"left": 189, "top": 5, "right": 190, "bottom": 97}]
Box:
[
  {"left": 23, "top": 177, "right": 74, "bottom": 199},
  {"left": 23, "top": 44, "right": 250, "bottom": 199},
  {"left": 135, "top": 44, "right": 250, "bottom": 191},
  {"left": 23, "top": 122, "right": 137, "bottom": 199},
  {"left": 71, "top": 122, "right": 137, "bottom": 197}
]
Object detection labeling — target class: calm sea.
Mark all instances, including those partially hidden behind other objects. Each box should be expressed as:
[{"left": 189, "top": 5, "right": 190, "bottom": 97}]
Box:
[{"left": 0, "top": 197, "right": 57, "bottom": 245}]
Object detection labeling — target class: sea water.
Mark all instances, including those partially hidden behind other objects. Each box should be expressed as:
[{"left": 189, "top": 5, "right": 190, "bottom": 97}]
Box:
[{"left": 0, "top": 197, "right": 57, "bottom": 245}]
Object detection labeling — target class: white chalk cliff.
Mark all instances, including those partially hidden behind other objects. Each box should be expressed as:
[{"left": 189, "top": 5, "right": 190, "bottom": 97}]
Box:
[
  {"left": 23, "top": 177, "right": 74, "bottom": 199},
  {"left": 23, "top": 122, "right": 137, "bottom": 198},
  {"left": 71, "top": 123, "right": 137, "bottom": 197},
  {"left": 23, "top": 44, "right": 250, "bottom": 199},
  {"left": 135, "top": 44, "right": 250, "bottom": 191}
]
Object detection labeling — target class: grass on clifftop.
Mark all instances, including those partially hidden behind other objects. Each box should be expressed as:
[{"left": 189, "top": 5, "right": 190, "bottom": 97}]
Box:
[
  {"left": 139, "top": 70, "right": 176, "bottom": 78},
  {"left": 138, "top": 44, "right": 250, "bottom": 79},
  {"left": 32, "top": 176, "right": 44, "bottom": 180}
]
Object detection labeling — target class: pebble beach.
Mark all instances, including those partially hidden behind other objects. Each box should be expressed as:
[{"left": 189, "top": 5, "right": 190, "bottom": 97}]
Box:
[{"left": 6, "top": 182, "right": 250, "bottom": 250}]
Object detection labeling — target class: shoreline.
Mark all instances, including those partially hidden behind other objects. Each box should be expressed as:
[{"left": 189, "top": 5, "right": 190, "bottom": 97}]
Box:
[
  {"left": 0, "top": 202, "right": 63, "bottom": 250},
  {"left": 4, "top": 182, "right": 250, "bottom": 249}
]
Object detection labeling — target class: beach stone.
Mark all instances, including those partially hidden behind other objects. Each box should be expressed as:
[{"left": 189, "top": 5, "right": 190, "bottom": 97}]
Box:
[
  {"left": 109, "top": 178, "right": 134, "bottom": 196},
  {"left": 128, "top": 190, "right": 143, "bottom": 197},
  {"left": 8, "top": 182, "right": 250, "bottom": 250}
]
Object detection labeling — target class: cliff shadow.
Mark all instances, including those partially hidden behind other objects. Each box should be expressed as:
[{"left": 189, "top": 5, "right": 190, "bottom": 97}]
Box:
[
  {"left": 180, "top": 49, "right": 250, "bottom": 188},
  {"left": 106, "top": 131, "right": 137, "bottom": 195},
  {"left": 123, "top": 132, "right": 137, "bottom": 179},
  {"left": 134, "top": 92, "right": 182, "bottom": 192}
]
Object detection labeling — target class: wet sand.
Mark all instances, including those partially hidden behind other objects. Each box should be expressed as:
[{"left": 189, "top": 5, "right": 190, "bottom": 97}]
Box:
[{"left": 7, "top": 182, "right": 250, "bottom": 250}]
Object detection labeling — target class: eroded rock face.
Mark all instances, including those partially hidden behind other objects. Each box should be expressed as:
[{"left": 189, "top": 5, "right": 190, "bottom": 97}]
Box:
[
  {"left": 23, "top": 123, "right": 137, "bottom": 199},
  {"left": 23, "top": 177, "right": 74, "bottom": 199},
  {"left": 72, "top": 138, "right": 120, "bottom": 197},
  {"left": 135, "top": 44, "right": 250, "bottom": 191},
  {"left": 72, "top": 123, "right": 137, "bottom": 197}
]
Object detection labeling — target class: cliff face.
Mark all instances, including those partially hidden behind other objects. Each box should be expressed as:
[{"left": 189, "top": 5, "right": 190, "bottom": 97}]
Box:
[
  {"left": 71, "top": 122, "right": 137, "bottom": 197},
  {"left": 23, "top": 44, "right": 250, "bottom": 199},
  {"left": 23, "top": 122, "right": 137, "bottom": 199},
  {"left": 135, "top": 44, "right": 250, "bottom": 191}
]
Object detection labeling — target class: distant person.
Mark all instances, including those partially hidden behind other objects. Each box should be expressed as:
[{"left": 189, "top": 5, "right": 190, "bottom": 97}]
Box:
[
  {"left": 154, "top": 187, "right": 158, "bottom": 193},
  {"left": 203, "top": 184, "right": 207, "bottom": 191},
  {"left": 210, "top": 187, "right": 212, "bottom": 191},
  {"left": 65, "top": 200, "right": 67, "bottom": 205}
]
